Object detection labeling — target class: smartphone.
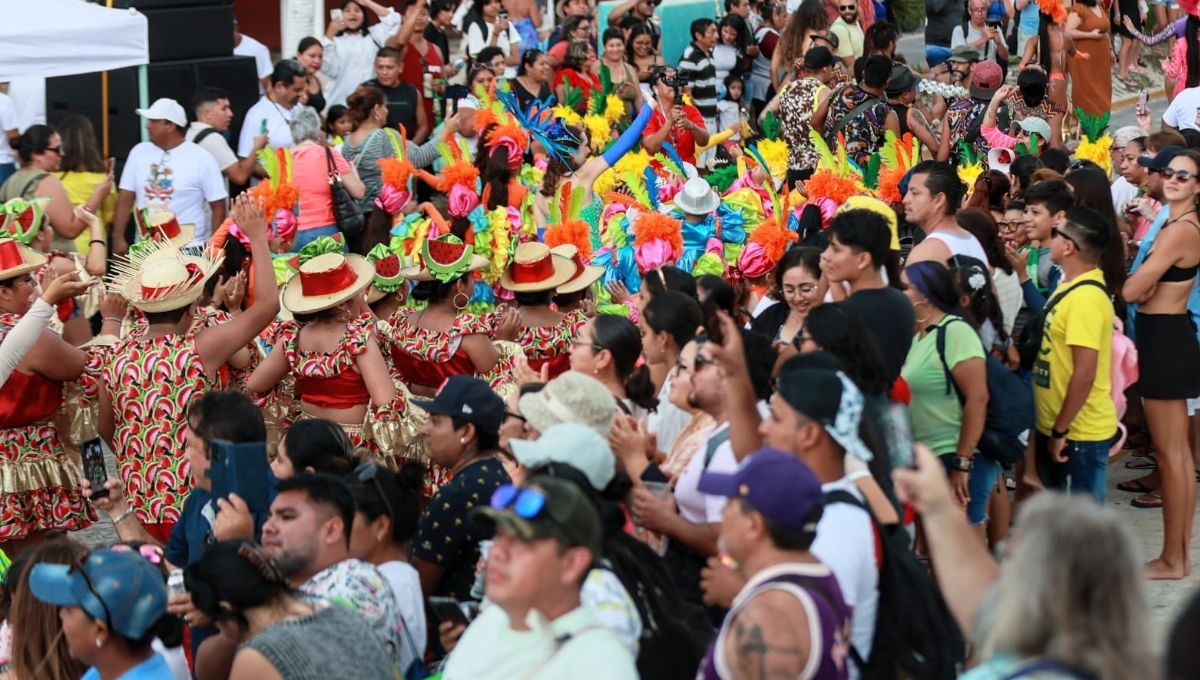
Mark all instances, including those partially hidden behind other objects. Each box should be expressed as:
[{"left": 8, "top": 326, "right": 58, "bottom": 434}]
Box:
[
  {"left": 427, "top": 597, "right": 472, "bottom": 627},
  {"left": 499, "top": 9, "right": 508, "bottom": 20},
  {"left": 259, "top": 118, "right": 269, "bottom": 135},
  {"left": 106, "top": 157, "right": 115, "bottom": 176},
  {"left": 701, "top": 291, "right": 725, "bottom": 346},
  {"left": 330, "top": 8, "right": 343, "bottom": 22},
  {"left": 640, "top": 463, "right": 669, "bottom": 484},
  {"left": 81, "top": 437, "right": 109, "bottom": 500},
  {"left": 207, "top": 439, "right": 273, "bottom": 514},
  {"left": 1136, "top": 88, "right": 1148, "bottom": 116},
  {"left": 881, "top": 403, "right": 915, "bottom": 469}
]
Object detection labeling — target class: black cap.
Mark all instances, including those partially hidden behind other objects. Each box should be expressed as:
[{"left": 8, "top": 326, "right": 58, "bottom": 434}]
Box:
[
  {"left": 1138, "top": 145, "right": 1184, "bottom": 170},
  {"left": 412, "top": 375, "right": 505, "bottom": 433},
  {"left": 885, "top": 64, "right": 919, "bottom": 95},
  {"left": 774, "top": 366, "right": 873, "bottom": 462},
  {"left": 804, "top": 46, "right": 835, "bottom": 70}
]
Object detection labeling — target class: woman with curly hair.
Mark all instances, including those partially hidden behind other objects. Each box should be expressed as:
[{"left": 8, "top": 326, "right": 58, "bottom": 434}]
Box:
[{"left": 770, "top": 0, "right": 828, "bottom": 90}]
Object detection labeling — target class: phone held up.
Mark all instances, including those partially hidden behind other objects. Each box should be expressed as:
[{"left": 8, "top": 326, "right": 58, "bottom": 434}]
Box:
[{"left": 81, "top": 437, "right": 109, "bottom": 499}]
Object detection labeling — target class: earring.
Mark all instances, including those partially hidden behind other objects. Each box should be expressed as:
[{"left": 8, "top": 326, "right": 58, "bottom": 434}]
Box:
[
  {"left": 460, "top": 437, "right": 466, "bottom": 444},
  {"left": 95, "top": 638, "right": 104, "bottom": 649},
  {"left": 452, "top": 292, "right": 470, "bottom": 310},
  {"left": 914, "top": 301, "right": 932, "bottom": 325}
]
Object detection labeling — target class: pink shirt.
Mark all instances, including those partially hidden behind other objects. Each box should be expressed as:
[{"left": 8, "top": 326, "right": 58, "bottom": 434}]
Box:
[{"left": 292, "top": 145, "right": 351, "bottom": 231}]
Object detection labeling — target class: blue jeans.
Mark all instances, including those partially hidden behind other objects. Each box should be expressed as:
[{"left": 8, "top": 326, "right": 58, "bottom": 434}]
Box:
[
  {"left": 1035, "top": 433, "right": 1112, "bottom": 503},
  {"left": 926, "top": 45, "right": 953, "bottom": 68},
  {"left": 939, "top": 453, "right": 1002, "bottom": 525},
  {"left": 0, "top": 163, "right": 16, "bottom": 187},
  {"left": 293, "top": 224, "right": 342, "bottom": 251}
]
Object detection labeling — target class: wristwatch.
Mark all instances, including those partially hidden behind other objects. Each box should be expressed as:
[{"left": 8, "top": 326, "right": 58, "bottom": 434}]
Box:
[
  {"left": 1051, "top": 428, "right": 1069, "bottom": 439},
  {"left": 951, "top": 455, "right": 974, "bottom": 472}
]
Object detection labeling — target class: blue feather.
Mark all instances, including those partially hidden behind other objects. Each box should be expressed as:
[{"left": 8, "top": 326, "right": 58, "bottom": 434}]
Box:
[
  {"left": 661, "top": 141, "right": 688, "bottom": 178},
  {"left": 746, "top": 144, "right": 773, "bottom": 185},
  {"left": 497, "top": 90, "right": 580, "bottom": 167},
  {"left": 642, "top": 166, "right": 660, "bottom": 210}
]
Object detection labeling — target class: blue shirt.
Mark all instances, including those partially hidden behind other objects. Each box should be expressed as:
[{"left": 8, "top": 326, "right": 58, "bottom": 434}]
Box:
[
  {"left": 1018, "top": 0, "right": 1040, "bottom": 35},
  {"left": 1127, "top": 209, "right": 1200, "bottom": 344},
  {"left": 83, "top": 652, "right": 176, "bottom": 680}
]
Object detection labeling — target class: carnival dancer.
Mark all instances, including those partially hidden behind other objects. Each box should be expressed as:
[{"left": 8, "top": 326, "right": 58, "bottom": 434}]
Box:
[
  {"left": 248, "top": 238, "right": 420, "bottom": 466},
  {"left": 498, "top": 241, "right": 586, "bottom": 380},
  {"left": 99, "top": 195, "right": 279, "bottom": 543},
  {"left": 0, "top": 239, "right": 95, "bottom": 553}
]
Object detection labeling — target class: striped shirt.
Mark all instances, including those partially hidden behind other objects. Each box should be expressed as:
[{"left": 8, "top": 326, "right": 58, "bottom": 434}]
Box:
[{"left": 679, "top": 43, "right": 719, "bottom": 122}]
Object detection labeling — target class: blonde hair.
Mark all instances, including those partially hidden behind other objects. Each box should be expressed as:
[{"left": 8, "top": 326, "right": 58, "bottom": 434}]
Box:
[
  {"left": 10, "top": 538, "right": 89, "bottom": 680},
  {"left": 974, "top": 494, "right": 1153, "bottom": 680}
]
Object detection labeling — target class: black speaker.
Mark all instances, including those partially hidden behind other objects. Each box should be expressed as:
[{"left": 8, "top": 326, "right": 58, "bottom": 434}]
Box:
[
  {"left": 142, "top": 5, "right": 235, "bottom": 62},
  {"left": 46, "top": 56, "right": 258, "bottom": 162}
]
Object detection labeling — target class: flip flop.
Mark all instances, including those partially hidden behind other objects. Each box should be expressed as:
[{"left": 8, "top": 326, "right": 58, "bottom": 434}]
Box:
[
  {"left": 1126, "top": 455, "right": 1157, "bottom": 470},
  {"left": 1131, "top": 492, "right": 1163, "bottom": 509},
  {"left": 1117, "top": 478, "right": 1156, "bottom": 493}
]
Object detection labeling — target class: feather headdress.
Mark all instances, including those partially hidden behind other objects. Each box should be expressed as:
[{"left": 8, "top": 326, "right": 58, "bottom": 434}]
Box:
[{"left": 498, "top": 89, "right": 582, "bottom": 168}]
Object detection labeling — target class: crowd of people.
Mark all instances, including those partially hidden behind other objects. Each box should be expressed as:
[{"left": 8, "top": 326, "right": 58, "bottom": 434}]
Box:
[{"left": 2, "top": 0, "right": 1200, "bottom": 678}]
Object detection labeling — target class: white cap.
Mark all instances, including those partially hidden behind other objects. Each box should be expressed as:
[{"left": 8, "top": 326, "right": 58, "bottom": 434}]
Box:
[
  {"left": 135, "top": 98, "right": 187, "bottom": 127},
  {"left": 509, "top": 423, "right": 616, "bottom": 491}
]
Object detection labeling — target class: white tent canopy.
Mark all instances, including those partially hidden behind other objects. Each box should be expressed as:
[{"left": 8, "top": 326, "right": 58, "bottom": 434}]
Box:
[{"left": 0, "top": 0, "right": 149, "bottom": 80}]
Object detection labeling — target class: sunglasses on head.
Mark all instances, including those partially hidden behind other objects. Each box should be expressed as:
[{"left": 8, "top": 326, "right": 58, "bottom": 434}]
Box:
[
  {"left": 491, "top": 484, "right": 548, "bottom": 518},
  {"left": 1051, "top": 225, "right": 1079, "bottom": 247},
  {"left": 1161, "top": 167, "right": 1196, "bottom": 182},
  {"left": 351, "top": 461, "right": 396, "bottom": 519}
]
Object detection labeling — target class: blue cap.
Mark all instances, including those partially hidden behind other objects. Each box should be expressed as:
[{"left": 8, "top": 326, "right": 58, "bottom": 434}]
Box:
[
  {"left": 1137, "top": 145, "right": 1184, "bottom": 170},
  {"left": 698, "top": 449, "right": 824, "bottom": 534},
  {"left": 29, "top": 549, "right": 168, "bottom": 640},
  {"left": 412, "top": 375, "right": 505, "bottom": 433}
]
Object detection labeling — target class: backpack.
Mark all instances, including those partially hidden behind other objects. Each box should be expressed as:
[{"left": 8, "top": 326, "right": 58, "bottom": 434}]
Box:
[
  {"left": 1017, "top": 279, "right": 1108, "bottom": 371},
  {"left": 935, "top": 316, "right": 1035, "bottom": 466},
  {"left": 824, "top": 490, "right": 965, "bottom": 680}
]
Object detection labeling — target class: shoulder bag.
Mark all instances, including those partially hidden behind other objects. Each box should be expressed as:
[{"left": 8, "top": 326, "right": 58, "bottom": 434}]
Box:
[{"left": 326, "top": 145, "right": 364, "bottom": 238}]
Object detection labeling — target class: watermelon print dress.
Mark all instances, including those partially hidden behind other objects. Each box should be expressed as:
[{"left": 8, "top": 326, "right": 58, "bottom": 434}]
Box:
[
  {"left": 102, "top": 332, "right": 210, "bottom": 525},
  {"left": 0, "top": 314, "right": 94, "bottom": 541},
  {"left": 385, "top": 310, "right": 502, "bottom": 391},
  {"left": 500, "top": 309, "right": 587, "bottom": 381},
  {"left": 274, "top": 313, "right": 418, "bottom": 466}
]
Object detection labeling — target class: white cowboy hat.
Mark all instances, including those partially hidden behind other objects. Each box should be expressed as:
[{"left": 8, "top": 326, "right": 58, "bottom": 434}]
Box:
[
  {"left": 137, "top": 211, "right": 195, "bottom": 250},
  {"left": 0, "top": 238, "right": 47, "bottom": 281},
  {"left": 499, "top": 242, "right": 578, "bottom": 293},
  {"left": 673, "top": 177, "right": 720, "bottom": 216},
  {"left": 551, "top": 245, "right": 604, "bottom": 295},
  {"left": 281, "top": 252, "right": 374, "bottom": 314},
  {"left": 113, "top": 243, "right": 224, "bottom": 313}
]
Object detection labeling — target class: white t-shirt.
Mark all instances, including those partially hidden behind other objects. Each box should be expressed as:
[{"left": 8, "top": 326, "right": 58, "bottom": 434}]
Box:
[
  {"left": 647, "top": 372, "right": 691, "bottom": 454},
  {"left": 239, "top": 96, "right": 296, "bottom": 157},
  {"left": 6, "top": 77, "right": 45, "bottom": 133},
  {"left": 319, "top": 10, "right": 404, "bottom": 108},
  {"left": 1163, "top": 86, "right": 1200, "bottom": 132},
  {"left": 118, "top": 140, "right": 227, "bottom": 245},
  {"left": 377, "top": 561, "right": 427, "bottom": 673},
  {"left": 673, "top": 402, "right": 771, "bottom": 525},
  {"left": 0, "top": 93, "right": 18, "bottom": 166},
  {"left": 581, "top": 567, "right": 643, "bottom": 657},
  {"left": 150, "top": 639, "right": 190, "bottom": 680},
  {"left": 233, "top": 33, "right": 274, "bottom": 95},
  {"left": 185, "top": 122, "right": 238, "bottom": 171},
  {"left": 812, "top": 477, "right": 878, "bottom": 680},
  {"left": 1110, "top": 176, "right": 1139, "bottom": 216},
  {"left": 465, "top": 21, "right": 520, "bottom": 77}
]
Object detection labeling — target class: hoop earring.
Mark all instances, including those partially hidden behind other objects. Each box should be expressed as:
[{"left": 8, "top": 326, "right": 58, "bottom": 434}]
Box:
[
  {"left": 914, "top": 300, "right": 932, "bottom": 325},
  {"left": 452, "top": 292, "right": 470, "bottom": 310}
]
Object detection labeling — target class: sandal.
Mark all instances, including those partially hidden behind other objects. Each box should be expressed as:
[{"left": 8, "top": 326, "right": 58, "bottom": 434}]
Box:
[
  {"left": 1117, "top": 478, "right": 1157, "bottom": 493},
  {"left": 1126, "top": 454, "right": 1157, "bottom": 470},
  {"left": 1131, "top": 491, "right": 1163, "bottom": 509}
]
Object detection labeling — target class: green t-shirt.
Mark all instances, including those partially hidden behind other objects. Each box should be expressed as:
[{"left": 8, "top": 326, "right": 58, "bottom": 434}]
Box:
[{"left": 900, "top": 315, "right": 986, "bottom": 456}]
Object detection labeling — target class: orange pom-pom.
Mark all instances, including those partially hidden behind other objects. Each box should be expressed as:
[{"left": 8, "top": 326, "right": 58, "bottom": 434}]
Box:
[
  {"left": 747, "top": 217, "right": 799, "bottom": 263},
  {"left": 545, "top": 219, "right": 593, "bottom": 260},
  {"left": 634, "top": 212, "right": 683, "bottom": 257},
  {"left": 877, "top": 168, "right": 907, "bottom": 204},
  {"left": 475, "top": 107, "right": 500, "bottom": 136},
  {"left": 485, "top": 119, "right": 530, "bottom": 152},
  {"left": 438, "top": 162, "right": 480, "bottom": 194},
  {"left": 379, "top": 157, "right": 417, "bottom": 191},
  {"left": 806, "top": 169, "right": 864, "bottom": 206}
]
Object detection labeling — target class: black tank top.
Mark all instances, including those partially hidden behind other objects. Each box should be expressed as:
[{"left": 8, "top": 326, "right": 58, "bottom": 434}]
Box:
[{"left": 890, "top": 102, "right": 911, "bottom": 137}]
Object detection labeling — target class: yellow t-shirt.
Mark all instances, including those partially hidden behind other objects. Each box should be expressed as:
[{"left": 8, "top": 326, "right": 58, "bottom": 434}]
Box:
[
  {"left": 1033, "top": 268, "right": 1117, "bottom": 440},
  {"left": 58, "top": 170, "right": 115, "bottom": 252},
  {"left": 829, "top": 18, "right": 865, "bottom": 62}
]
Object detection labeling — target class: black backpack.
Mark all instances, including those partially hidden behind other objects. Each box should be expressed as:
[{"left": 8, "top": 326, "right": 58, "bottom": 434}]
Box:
[
  {"left": 1017, "top": 279, "right": 1108, "bottom": 371},
  {"left": 824, "top": 490, "right": 965, "bottom": 680},
  {"left": 934, "top": 317, "right": 1035, "bottom": 466}
]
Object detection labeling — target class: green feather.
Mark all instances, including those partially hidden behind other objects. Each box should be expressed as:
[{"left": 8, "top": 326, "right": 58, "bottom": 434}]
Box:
[
  {"left": 654, "top": 153, "right": 684, "bottom": 179},
  {"left": 257, "top": 148, "right": 279, "bottom": 183},
  {"left": 1074, "top": 108, "right": 1110, "bottom": 142},
  {"left": 600, "top": 64, "right": 613, "bottom": 96},
  {"left": 705, "top": 164, "right": 739, "bottom": 194},
  {"left": 568, "top": 184, "right": 585, "bottom": 219},
  {"left": 863, "top": 154, "right": 881, "bottom": 190},
  {"left": 624, "top": 170, "right": 650, "bottom": 208},
  {"left": 878, "top": 130, "right": 899, "bottom": 170},
  {"left": 760, "top": 112, "right": 781, "bottom": 141}
]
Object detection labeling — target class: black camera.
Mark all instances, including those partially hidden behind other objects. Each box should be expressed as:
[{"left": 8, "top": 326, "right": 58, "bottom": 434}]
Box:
[{"left": 652, "top": 66, "right": 691, "bottom": 99}]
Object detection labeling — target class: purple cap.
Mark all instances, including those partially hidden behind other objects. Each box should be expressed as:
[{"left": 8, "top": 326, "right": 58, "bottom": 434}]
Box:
[{"left": 698, "top": 449, "right": 824, "bottom": 533}]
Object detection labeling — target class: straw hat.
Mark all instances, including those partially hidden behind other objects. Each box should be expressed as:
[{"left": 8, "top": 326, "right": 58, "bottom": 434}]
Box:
[
  {"left": 136, "top": 210, "right": 195, "bottom": 249},
  {"left": 281, "top": 252, "right": 374, "bottom": 314},
  {"left": 365, "top": 245, "right": 411, "bottom": 304},
  {"left": 109, "top": 240, "right": 224, "bottom": 313},
  {"left": 499, "top": 242, "right": 578, "bottom": 293},
  {"left": 551, "top": 245, "right": 604, "bottom": 295},
  {"left": 399, "top": 234, "right": 488, "bottom": 283},
  {"left": 0, "top": 238, "right": 48, "bottom": 281},
  {"left": 673, "top": 177, "right": 721, "bottom": 216}
]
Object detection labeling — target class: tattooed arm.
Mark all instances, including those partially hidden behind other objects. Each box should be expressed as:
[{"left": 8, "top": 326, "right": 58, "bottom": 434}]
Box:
[
  {"left": 722, "top": 590, "right": 812, "bottom": 680},
  {"left": 908, "top": 107, "right": 940, "bottom": 155}
]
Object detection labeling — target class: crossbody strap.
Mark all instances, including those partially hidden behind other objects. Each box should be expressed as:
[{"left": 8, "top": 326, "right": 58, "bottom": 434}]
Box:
[{"left": 832, "top": 93, "right": 882, "bottom": 135}]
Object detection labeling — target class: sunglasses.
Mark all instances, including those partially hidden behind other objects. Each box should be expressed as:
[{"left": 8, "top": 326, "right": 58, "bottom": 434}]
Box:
[
  {"left": 491, "top": 484, "right": 548, "bottom": 518},
  {"left": 109, "top": 543, "right": 165, "bottom": 566},
  {"left": 1067, "top": 160, "right": 1088, "bottom": 172},
  {"left": 46, "top": 146, "right": 63, "bottom": 155},
  {"left": 504, "top": 410, "right": 527, "bottom": 424},
  {"left": 72, "top": 556, "right": 114, "bottom": 632},
  {"left": 838, "top": 4, "right": 856, "bottom": 8},
  {"left": 997, "top": 220, "right": 1025, "bottom": 231},
  {"left": 1051, "top": 225, "right": 1078, "bottom": 247},
  {"left": 1161, "top": 167, "right": 1197, "bottom": 182},
  {"left": 351, "top": 462, "right": 396, "bottom": 520}
]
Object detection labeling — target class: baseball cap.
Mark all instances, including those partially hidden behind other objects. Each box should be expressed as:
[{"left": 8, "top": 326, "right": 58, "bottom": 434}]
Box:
[
  {"left": 519, "top": 372, "right": 618, "bottom": 437},
  {"left": 1016, "top": 117, "right": 1052, "bottom": 142},
  {"left": 811, "top": 30, "right": 839, "bottom": 49},
  {"left": 29, "top": 549, "right": 168, "bottom": 640},
  {"left": 948, "top": 45, "right": 981, "bottom": 63},
  {"left": 509, "top": 423, "right": 616, "bottom": 491},
  {"left": 803, "top": 46, "right": 835, "bottom": 70},
  {"left": 775, "top": 367, "right": 874, "bottom": 462},
  {"left": 135, "top": 98, "right": 187, "bottom": 127},
  {"left": 970, "top": 61, "right": 1004, "bottom": 100},
  {"left": 471, "top": 476, "right": 603, "bottom": 557},
  {"left": 885, "top": 64, "right": 919, "bottom": 96},
  {"left": 698, "top": 449, "right": 824, "bottom": 534},
  {"left": 413, "top": 375, "right": 505, "bottom": 433},
  {"left": 1138, "top": 145, "right": 1184, "bottom": 170}
]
